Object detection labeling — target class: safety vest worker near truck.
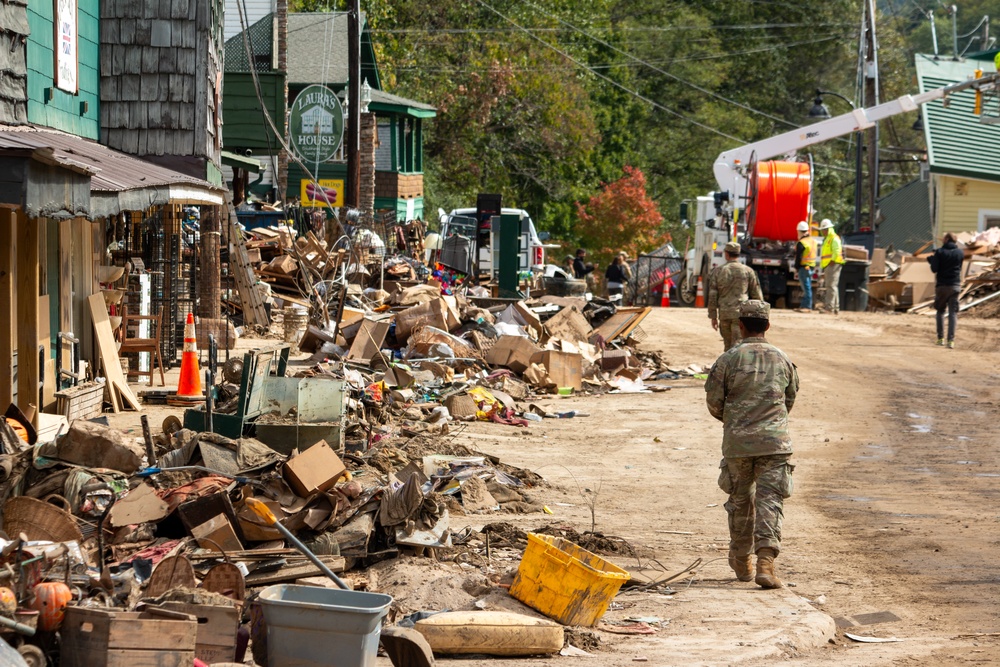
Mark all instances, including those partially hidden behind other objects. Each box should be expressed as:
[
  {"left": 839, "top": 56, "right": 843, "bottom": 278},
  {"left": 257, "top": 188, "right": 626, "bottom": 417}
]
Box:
[
  {"left": 818, "top": 219, "right": 845, "bottom": 314},
  {"left": 793, "top": 221, "right": 816, "bottom": 312}
]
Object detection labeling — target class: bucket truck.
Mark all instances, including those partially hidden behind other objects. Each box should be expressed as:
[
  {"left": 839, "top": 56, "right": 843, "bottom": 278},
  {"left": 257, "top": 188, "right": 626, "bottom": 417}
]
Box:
[{"left": 679, "top": 71, "right": 1000, "bottom": 306}]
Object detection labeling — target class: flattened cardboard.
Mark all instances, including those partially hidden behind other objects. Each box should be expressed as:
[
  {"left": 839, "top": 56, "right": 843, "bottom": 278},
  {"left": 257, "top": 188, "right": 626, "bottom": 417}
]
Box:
[
  {"left": 108, "top": 483, "right": 170, "bottom": 528},
  {"left": 346, "top": 319, "right": 391, "bottom": 365},
  {"left": 394, "top": 298, "right": 460, "bottom": 341},
  {"left": 543, "top": 305, "right": 592, "bottom": 344},
  {"left": 283, "top": 440, "right": 347, "bottom": 498}
]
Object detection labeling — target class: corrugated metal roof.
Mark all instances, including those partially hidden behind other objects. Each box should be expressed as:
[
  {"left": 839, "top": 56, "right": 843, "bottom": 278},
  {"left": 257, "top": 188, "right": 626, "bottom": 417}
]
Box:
[
  {"left": 915, "top": 54, "right": 1000, "bottom": 181},
  {"left": 0, "top": 124, "right": 224, "bottom": 218},
  {"left": 876, "top": 178, "right": 931, "bottom": 253}
]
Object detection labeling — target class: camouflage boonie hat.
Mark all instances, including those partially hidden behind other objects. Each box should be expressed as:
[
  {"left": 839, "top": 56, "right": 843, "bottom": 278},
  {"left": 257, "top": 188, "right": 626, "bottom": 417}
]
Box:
[
  {"left": 738, "top": 299, "right": 770, "bottom": 320},
  {"left": 724, "top": 241, "right": 741, "bottom": 255}
]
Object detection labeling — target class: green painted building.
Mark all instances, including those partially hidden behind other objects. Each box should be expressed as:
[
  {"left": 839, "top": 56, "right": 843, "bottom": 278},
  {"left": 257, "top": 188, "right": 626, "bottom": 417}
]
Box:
[
  {"left": 26, "top": 0, "right": 101, "bottom": 139},
  {"left": 223, "top": 10, "right": 436, "bottom": 220}
]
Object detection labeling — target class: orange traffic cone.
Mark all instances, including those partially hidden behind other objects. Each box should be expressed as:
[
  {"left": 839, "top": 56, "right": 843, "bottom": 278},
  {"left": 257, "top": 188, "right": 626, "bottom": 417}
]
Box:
[
  {"left": 660, "top": 276, "right": 671, "bottom": 308},
  {"left": 171, "top": 313, "right": 203, "bottom": 405},
  {"left": 695, "top": 275, "right": 706, "bottom": 308}
]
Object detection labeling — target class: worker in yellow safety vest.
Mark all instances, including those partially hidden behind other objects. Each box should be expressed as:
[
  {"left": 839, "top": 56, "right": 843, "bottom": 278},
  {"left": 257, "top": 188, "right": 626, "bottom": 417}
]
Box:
[
  {"left": 793, "top": 221, "right": 816, "bottom": 312},
  {"left": 818, "top": 219, "right": 845, "bottom": 314}
]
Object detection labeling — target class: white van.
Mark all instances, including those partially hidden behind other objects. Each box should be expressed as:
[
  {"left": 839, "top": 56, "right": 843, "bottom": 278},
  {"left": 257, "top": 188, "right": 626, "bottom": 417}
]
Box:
[{"left": 435, "top": 207, "right": 551, "bottom": 277}]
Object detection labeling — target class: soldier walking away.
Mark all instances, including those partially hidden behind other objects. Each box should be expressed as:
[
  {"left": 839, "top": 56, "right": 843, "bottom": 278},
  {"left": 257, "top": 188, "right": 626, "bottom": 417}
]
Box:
[
  {"left": 707, "top": 241, "right": 763, "bottom": 351},
  {"left": 705, "top": 300, "right": 799, "bottom": 589},
  {"left": 794, "top": 221, "right": 816, "bottom": 312},
  {"left": 928, "top": 232, "right": 964, "bottom": 348},
  {"left": 818, "top": 219, "right": 845, "bottom": 314}
]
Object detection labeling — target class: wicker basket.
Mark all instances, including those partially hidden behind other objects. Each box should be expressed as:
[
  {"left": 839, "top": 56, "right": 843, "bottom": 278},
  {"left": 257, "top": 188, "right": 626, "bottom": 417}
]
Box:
[{"left": 3, "top": 497, "right": 84, "bottom": 543}]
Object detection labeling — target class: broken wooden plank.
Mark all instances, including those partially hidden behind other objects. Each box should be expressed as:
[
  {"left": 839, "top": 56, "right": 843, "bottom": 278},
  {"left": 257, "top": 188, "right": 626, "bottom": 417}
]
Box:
[{"left": 243, "top": 556, "right": 346, "bottom": 586}]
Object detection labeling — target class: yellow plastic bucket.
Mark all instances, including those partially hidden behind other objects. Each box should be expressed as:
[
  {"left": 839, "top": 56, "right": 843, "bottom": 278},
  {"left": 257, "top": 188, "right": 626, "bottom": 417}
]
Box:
[{"left": 509, "top": 533, "right": 629, "bottom": 627}]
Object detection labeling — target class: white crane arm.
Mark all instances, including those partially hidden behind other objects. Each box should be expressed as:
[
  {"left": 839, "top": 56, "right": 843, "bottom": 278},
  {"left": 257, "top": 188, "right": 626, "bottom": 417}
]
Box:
[{"left": 712, "top": 72, "right": 1000, "bottom": 196}]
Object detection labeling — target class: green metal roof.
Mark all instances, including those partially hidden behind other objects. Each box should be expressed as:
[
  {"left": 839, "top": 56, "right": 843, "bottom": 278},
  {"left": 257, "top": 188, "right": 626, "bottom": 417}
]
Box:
[
  {"left": 915, "top": 54, "right": 1000, "bottom": 182},
  {"left": 221, "top": 150, "right": 263, "bottom": 173}
]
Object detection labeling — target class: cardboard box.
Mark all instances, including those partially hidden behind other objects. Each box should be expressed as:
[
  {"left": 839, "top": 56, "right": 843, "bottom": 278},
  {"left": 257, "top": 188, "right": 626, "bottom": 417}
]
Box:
[
  {"left": 844, "top": 245, "right": 869, "bottom": 261},
  {"left": 159, "top": 602, "right": 239, "bottom": 665},
  {"left": 267, "top": 255, "right": 298, "bottom": 275},
  {"left": 485, "top": 336, "right": 543, "bottom": 373},
  {"left": 394, "top": 298, "right": 461, "bottom": 342},
  {"left": 191, "top": 514, "right": 243, "bottom": 553},
  {"left": 283, "top": 440, "right": 347, "bottom": 498},
  {"left": 530, "top": 350, "right": 583, "bottom": 390}
]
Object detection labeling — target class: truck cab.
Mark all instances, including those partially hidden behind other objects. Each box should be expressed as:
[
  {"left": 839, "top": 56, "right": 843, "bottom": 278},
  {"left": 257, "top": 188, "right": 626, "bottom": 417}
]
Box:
[
  {"left": 436, "top": 207, "right": 549, "bottom": 277},
  {"left": 679, "top": 195, "right": 732, "bottom": 305}
]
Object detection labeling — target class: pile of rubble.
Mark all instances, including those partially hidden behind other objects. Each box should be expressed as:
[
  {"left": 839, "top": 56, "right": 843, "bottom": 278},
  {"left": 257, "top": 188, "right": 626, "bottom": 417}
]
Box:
[
  {"left": 867, "top": 228, "right": 1000, "bottom": 316},
  {"left": 0, "top": 250, "right": 714, "bottom": 663}
]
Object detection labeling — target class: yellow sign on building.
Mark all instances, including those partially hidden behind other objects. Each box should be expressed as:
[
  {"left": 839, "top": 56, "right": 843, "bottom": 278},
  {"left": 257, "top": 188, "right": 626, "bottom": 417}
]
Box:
[{"left": 300, "top": 179, "right": 344, "bottom": 207}]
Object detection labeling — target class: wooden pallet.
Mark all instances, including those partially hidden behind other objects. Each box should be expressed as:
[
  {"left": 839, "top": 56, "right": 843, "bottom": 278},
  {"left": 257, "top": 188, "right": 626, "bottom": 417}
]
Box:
[{"left": 225, "top": 195, "right": 270, "bottom": 328}]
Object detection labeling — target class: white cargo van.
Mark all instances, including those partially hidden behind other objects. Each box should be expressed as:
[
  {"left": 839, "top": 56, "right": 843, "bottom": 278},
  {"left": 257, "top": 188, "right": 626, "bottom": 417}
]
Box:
[{"left": 435, "top": 207, "right": 550, "bottom": 277}]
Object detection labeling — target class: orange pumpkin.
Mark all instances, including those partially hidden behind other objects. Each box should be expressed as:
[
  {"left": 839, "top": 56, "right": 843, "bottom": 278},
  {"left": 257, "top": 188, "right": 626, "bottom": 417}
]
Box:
[
  {"left": 0, "top": 587, "right": 14, "bottom": 615},
  {"left": 30, "top": 582, "right": 73, "bottom": 631}
]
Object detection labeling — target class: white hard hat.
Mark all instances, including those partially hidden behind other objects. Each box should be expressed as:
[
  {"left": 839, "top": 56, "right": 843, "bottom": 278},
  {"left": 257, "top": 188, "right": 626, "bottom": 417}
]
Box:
[
  {"left": 796, "top": 221, "right": 809, "bottom": 233},
  {"left": 818, "top": 218, "right": 834, "bottom": 230}
]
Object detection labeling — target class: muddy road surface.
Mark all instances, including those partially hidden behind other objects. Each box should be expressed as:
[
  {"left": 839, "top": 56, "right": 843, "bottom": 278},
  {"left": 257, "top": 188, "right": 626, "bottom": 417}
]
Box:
[{"left": 441, "top": 307, "right": 1000, "bottom": 666}]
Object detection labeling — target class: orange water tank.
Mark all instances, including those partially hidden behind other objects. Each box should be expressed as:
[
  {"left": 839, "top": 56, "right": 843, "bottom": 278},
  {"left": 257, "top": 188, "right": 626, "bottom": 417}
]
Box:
[{"left": 748, "top": 161, "right": 811, "bottom": 242}]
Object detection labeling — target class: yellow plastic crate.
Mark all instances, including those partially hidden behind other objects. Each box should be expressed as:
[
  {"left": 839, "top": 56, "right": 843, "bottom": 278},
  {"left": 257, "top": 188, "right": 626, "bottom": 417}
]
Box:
[{"left": 509, "top": 533, "right": 629, "bottom": 627}]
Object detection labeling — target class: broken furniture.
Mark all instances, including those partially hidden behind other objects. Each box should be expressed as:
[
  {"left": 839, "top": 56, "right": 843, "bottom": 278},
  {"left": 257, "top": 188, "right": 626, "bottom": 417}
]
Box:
[
  {"left": 183, "top": 345, "right": 290, "bottom": 439},
  {"left": 118, "top": 306, "right": 166, "bottom": 386}
]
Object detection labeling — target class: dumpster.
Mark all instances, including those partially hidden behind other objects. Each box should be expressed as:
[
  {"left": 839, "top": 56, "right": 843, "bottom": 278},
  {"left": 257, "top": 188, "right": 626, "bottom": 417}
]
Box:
[{"left": 258, "top": 584, "right": 392, "bottom": 667}]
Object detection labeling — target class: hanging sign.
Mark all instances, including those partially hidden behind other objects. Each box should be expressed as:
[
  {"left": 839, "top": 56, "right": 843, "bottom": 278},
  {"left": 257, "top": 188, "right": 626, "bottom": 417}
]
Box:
[
  {"left": 55, "top": 0, "right": 78, "bottom": 93},
  {"left": 289, "top": 84, "right": 344, "bottom": 164}
]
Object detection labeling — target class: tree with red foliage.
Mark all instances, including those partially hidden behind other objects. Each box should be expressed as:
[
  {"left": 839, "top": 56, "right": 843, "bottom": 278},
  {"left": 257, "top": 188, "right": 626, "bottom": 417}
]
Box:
[{"left": 575, "top": 166, "right": 666, "bottom": 269}]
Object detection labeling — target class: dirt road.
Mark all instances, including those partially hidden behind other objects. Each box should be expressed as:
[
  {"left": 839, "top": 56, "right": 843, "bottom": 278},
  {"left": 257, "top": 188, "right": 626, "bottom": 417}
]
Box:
[{"left": 438, "top": 307, "right": 1000, "bottom": 665}]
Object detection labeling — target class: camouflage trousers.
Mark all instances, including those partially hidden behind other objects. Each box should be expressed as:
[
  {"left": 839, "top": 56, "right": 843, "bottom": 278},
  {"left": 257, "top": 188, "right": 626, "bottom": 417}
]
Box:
[
  {"left": 719, "top": 317, "right": 742, "bottom": 351},
  {"left": 718, "top": 454, "right": 794, "bottom": 557}
]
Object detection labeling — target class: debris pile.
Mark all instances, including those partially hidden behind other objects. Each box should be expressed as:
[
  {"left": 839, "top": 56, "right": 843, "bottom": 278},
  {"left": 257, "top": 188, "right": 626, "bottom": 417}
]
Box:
[{"left": 867, "top": 229, "right": 1000, "bottom": 316}]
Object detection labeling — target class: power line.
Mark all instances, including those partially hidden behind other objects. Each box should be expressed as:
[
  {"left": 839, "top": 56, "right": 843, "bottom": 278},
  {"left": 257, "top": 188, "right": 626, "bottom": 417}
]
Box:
[
  {"left": 516, "top": 0, "right": 806, "bottom": 129},
  {"left": 368, "top": 23, "right": 855, "bottom": 34},
  {"left": 391, "top": 35, "right": 850, "bottom": 72},
  {"left": 470, "top": 0, "right": 748, "bottom": 144}
]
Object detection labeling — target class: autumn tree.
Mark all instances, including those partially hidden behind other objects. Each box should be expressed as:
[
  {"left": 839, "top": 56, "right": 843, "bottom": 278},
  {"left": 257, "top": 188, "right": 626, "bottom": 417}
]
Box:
[{"left": 575, "top": 165, "right": 665, "bottom": 269}]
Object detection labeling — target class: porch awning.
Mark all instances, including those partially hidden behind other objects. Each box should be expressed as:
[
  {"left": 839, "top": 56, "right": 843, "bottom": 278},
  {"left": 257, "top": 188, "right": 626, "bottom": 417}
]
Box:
[{"left": 0, "top": 125, "right": 225, "bottom": 219}]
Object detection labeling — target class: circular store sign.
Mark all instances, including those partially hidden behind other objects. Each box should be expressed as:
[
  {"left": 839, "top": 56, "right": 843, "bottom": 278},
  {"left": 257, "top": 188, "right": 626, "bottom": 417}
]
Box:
[{"left": 289, "top": 84, "right": 345, "bottom": 164}]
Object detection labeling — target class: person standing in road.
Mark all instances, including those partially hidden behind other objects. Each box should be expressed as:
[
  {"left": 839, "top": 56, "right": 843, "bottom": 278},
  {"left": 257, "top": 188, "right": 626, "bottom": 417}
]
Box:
[
  {"left": 605, "top": 254, "right": 629, "bottom": 302},
  {"left": 928, "top": 232, "right": 964, "bottom": 348},
  {"left": 818, "top": 219, "right": 845, "bottom": 314},
  {"left": 708, "top": 241, "right": 763, "bottom": 351},
  {"left": 705, "top": 300, "right": 798, "bottom": 589},
  {"left": 794, "top": 221, "right": 816, "bottom": 312}
]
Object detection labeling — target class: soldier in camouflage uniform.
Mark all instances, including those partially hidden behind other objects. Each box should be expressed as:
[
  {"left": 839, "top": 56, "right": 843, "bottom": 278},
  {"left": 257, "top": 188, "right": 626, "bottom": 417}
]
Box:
[
  {"left": 704, "top": 300, "right": 798, "bottom": 589},
  {"left": 707, "top": 242, "right": 763, "bottom": 351}
]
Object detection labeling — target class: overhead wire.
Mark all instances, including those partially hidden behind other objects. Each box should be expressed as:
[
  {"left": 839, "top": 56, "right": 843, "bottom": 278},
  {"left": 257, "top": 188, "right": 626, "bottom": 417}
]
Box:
[
  {"left": 469, "top": 0, "right": 748, "bottom": 144},
  {"left": 517, "top": 0, "right": 825, "bottom": 129},
  {"left": 392, "top": 35, "right": 850, "bottom": 72}
]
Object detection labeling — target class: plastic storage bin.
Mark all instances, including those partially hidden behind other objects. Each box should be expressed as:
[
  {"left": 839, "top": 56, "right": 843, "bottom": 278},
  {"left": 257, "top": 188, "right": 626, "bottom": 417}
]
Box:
[
  {"left": 257, "top": 584, "right": 392, "bottom": 667},
  {"left": 509, "top": 533, "right": 629, "bottom": 627}
]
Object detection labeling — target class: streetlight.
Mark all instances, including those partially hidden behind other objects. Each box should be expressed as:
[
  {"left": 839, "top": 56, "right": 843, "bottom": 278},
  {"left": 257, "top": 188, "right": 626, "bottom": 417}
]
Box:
[{"left": 808, "top": 89, "right": 863, "bottom": 233}]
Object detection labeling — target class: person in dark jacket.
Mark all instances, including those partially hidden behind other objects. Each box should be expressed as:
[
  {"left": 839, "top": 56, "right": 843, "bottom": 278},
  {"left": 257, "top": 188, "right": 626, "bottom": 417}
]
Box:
[
  {"left": 928, "top": 233, "right": 964, "bottom": 348},
  {"left": 573, "top": 248, "right": 596, "bottom": 280},
  {"left": 605, "top": 254, "right": 629, "bottom": 301}
]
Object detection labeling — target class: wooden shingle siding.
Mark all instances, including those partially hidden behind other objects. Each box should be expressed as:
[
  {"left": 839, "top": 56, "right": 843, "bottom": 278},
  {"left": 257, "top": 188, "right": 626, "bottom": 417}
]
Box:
[
  {"left": 0, "top": 0, "right": 30, "bottom": 124},
  {"left": 100, "top": 0, "right": 223, "bottom": 167}
]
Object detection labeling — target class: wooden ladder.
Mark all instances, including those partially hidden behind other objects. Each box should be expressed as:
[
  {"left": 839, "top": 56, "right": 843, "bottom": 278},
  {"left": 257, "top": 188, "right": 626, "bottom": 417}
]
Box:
[{"left": 225, "top": 194, "right": 270, "bottom": 327}]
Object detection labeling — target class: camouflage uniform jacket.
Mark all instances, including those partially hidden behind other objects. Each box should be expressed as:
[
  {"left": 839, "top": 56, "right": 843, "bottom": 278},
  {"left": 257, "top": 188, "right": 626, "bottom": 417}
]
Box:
[
  {"left": 707, "top": 261, "right": 762, "bottom": 320},
  {"left": 705, "top": 337, "right": 799, "bottom": 459}
]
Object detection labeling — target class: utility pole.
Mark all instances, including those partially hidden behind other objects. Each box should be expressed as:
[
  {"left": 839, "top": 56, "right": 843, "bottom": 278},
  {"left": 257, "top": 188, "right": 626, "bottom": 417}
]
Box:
[
  {"left": 863, "top": 0, "right": 880, "bottom": 232},
  {"left": 346, "top": 0, "right": 361, "bottom": 208}
]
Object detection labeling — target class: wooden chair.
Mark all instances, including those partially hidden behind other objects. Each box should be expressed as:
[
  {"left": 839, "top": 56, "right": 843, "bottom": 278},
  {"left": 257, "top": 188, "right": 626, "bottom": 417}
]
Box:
[{"left": 118, "top": 306, "right": 166, "bottom": 386}]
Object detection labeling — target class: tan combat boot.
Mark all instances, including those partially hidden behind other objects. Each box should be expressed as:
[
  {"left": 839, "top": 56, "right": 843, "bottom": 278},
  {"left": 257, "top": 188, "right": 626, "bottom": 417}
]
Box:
[
  {"left": 729, "top": 552, "right": 753, "bottom": 582},
  {"left": 755, "top": 548, "right": 783, "bottom": 589}
]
